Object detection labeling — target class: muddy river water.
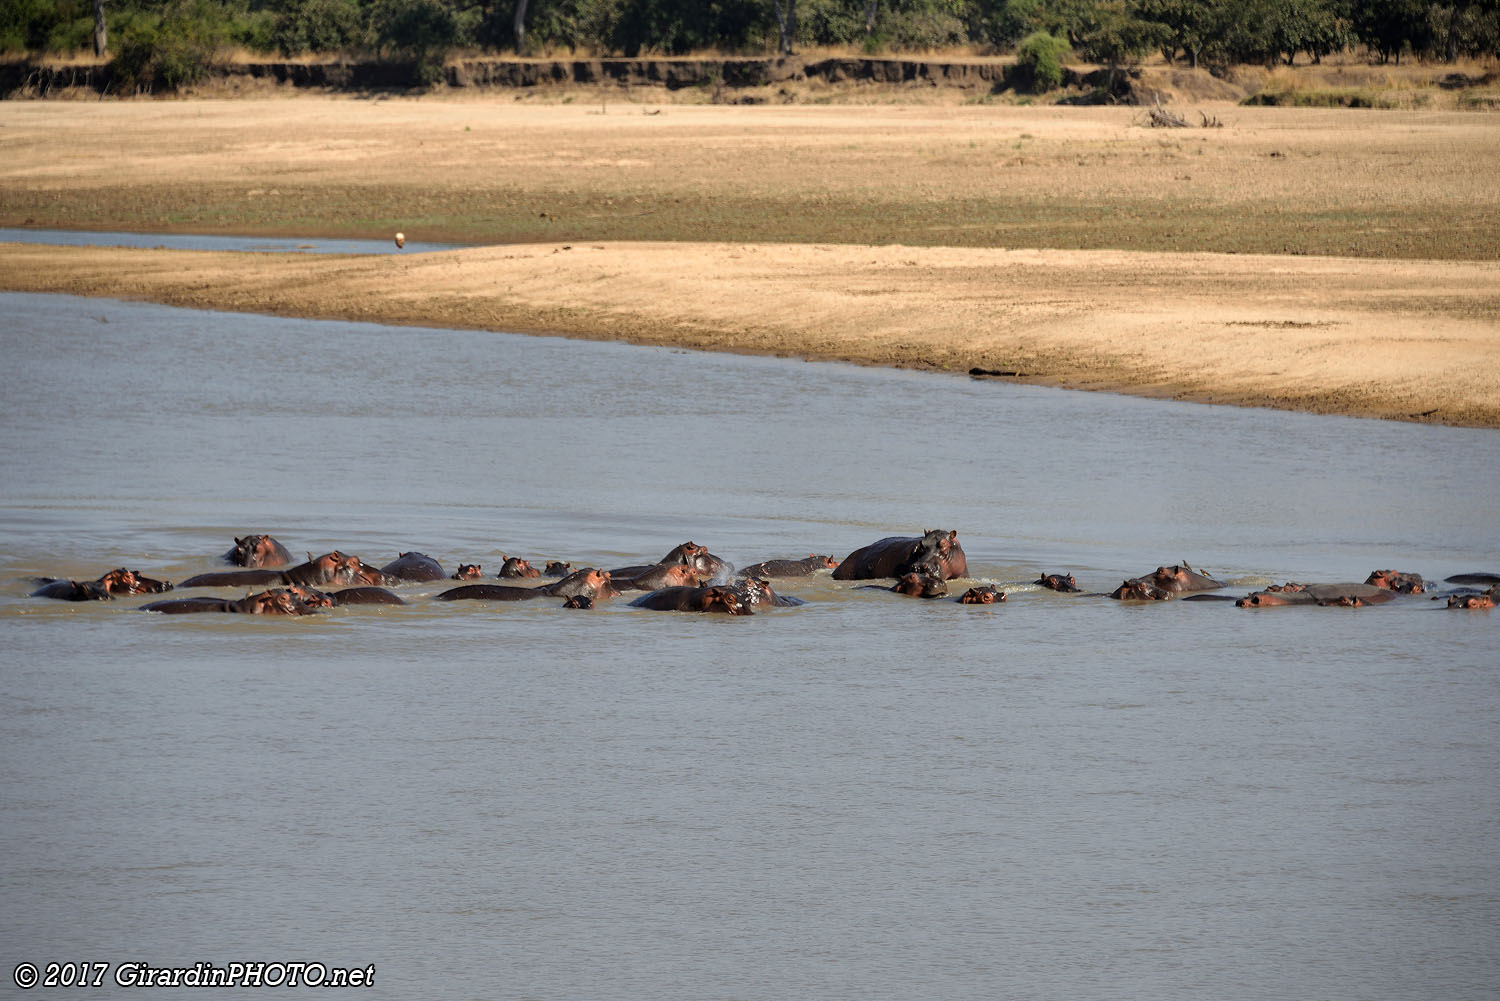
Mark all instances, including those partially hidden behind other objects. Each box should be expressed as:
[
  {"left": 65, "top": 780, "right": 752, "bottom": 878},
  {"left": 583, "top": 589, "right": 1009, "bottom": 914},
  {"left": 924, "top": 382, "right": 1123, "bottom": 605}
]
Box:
[{"left": 1, "top": 289, "right": 1497, "bottom": 1000}]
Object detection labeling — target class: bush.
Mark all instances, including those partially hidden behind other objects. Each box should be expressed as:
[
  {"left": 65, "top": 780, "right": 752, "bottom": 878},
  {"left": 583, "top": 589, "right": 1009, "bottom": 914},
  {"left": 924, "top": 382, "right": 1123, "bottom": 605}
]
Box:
[
  {"left": 110, "top": 0, "right": 227, "bottom": 93},
  {"left": 1016, "top": 30, "right": 1069, "bottom": 92},
  {"left": 272, "top": 0, "right": 367, "bottom": 54}
]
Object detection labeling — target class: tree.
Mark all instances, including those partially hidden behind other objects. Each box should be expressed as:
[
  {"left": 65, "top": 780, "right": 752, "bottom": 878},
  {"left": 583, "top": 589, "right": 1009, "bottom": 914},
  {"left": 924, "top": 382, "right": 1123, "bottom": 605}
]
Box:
[
  {"left": 1134, "top": 0, "right": 1233, "bottom": 67},
  {"left": 1072, "top": 0, "right": 1160, "bottom": 68},
  {"left": 371, "top": 0, "right": 460, "bottom": 80},
  {"left": 773, "top": 0, "right": 797, "bottom": 53},
  {"left": 513, "top": 0, "right": 528, "bottom": 52},
  {"left": 93, "top": 0, "right": 106, "bottom": 54},
  {"left": 1350, "top": 0, "right": 1430, "bottom": 61}
]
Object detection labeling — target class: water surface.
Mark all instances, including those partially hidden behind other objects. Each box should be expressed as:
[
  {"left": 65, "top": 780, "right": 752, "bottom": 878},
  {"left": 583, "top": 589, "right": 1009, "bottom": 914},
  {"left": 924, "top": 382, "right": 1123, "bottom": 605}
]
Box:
[{"left": 1, "top": 293, "right": 1496, "bottom": 1001}]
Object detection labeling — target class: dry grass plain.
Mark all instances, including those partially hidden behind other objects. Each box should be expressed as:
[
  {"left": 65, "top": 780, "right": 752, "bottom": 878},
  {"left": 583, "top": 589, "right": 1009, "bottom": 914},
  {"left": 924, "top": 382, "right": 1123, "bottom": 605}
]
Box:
[{"left": 1, "top": 97, "right": 1498, "bottom": 425}]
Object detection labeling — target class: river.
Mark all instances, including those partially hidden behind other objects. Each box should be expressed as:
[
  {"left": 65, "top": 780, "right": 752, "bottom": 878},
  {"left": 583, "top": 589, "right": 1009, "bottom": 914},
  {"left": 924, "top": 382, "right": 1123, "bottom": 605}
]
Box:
[{"left": 1, "top": 290, "right": 1496, "bottom": 1000}]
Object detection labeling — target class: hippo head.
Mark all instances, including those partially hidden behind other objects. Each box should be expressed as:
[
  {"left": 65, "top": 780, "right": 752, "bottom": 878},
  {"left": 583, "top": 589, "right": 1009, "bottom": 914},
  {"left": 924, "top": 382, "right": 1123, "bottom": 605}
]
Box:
[
  {"left": 894, "top": 572, "right": 948, "bottom": 598},
  {"left": 659, "top": 564, "right": 702, "bottom": 588},
  {"left": 452, "top": 564, "right": 483, "bottom": 579},
  {"left": 958, "top": 586, "right": 1005, "bottom": 604},
  {"left": 701, "top": 587, "right": 750, "bottom": 615},
  {"left": 662, "top": 541, "right": 707, "bottom": 565},
  {"left": 1448, "top": 594, "right": 1494, "bottom": 609},
  {"left": 1237, "top": 591, "right": 1294, "bottom": 607},
  {"left": 499, "top": 557, "right": 541, "bottom": 579},
  {"left": 283, "top": 585, "right": 334, "bottom": 609},
  {"left": 813, "top": 554, "right": 840, "bottom": 570},
  {"left": 1035, "top": 573, "right": 1080, "bottom": 593},
  {"left": 1149, "top": 564, "right": 1222, "bottom": 592},
  {"left": 228, "top": 534, "right": 286, "bottom": 568},
  {"left": 97, "top": 567, "right": 141, "bottom": 595},
  {"left": 733, "top": 577, "right": 775, "bottom": 606},
  {"left": 900, "top": 529, "right": 964, "bottom": 579},
  {"left": 303, "top": 551, "right": 351, "bottom": 583},
  {"left": 563, "top": 594, "right": 594, "bottom": 609},
  {"left": 1112, "top": 578, "right": 1167, "bottom": 601},
  {"left": 544, "top": 561, "right": 572, "bottom": 577},
  {"left": 1365, "top": 569, "right": 1425, "bottom": 594},
  {"left": 237, "top": 589, "right": 308, "bottom": 615},
  {"left": 582, "top": 569, "right": 619, "bottom": 600},
  {"left": 344, "top": 556, "right": 387, "bottom": 586},
  {"left": 1321, "top": 595, "right": 1365, "bottom": 608}
]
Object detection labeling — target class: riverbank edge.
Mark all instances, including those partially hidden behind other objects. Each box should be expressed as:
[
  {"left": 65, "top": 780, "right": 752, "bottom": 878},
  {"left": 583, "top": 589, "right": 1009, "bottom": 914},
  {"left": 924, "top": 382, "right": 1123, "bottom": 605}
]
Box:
[{"left": 4, "top": 239, "right": 1498, "bottom": 429}]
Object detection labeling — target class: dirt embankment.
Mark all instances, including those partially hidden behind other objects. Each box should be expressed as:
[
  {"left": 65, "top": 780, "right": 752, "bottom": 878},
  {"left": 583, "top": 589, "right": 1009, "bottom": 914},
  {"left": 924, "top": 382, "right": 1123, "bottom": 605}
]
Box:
[{"left": 3, "top": 53, "right": 1143, "bottom": 100}]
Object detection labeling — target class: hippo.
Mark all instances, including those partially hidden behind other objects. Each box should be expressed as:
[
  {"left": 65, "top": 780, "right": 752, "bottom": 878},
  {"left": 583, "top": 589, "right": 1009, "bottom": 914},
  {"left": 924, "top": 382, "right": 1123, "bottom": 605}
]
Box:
[
  {"left": 1035, "top": 573, "right": 1081, "bottom": 593},
  {"left": 31, "top": 577, "right": 112, "bottom": 601},
  {"left": 1236, "top": 583, "right": 1399, "bottom": 608},
  {"left": 451, "top": 563, "right": 484, "bottom": 579},
  {"left": 1365, "top": 570, "right": 1425, "bottom": 594},
  {"left": 433, "top": 583, "right": 536, "bottom": 602},
  {"left": 729, "top": 577, "right": 806, "bottom": 608},
  {"left": 32, "top": 567, "right": 172, "bottom": 600},
  {"left": 832, "top": 530, "right": 967, "bottom": 581},
  {"left": 1448, "top": 594, "right": 1495, "bottom": 609},
  {"left": 140, "top": 595, "right": 237, "bottom": 614},
  {"left": 958, "top": 585, "right": 1006, "bottom": 604},
  {"left": 180, "top": 568, "right": 288, "bottom": 588},
  {"left": 230, "top": 588, "right": 323, "bottom": 615},
  {"left": 615, "top": 563, "right": 701, "bottom": 592},
  {"left": 328, "top": 586, "right": 405, "bottom": 606},
  {"left": 223, "top": 535, "right": 293, "bottom": 568},
  {"left": 1110, "top": 564, "right": 1224, "bottom": 601},
  {"left": 1446, "top": 572, "right": 1500, "bottom": 585},
  {"left": 436, "top": 568, "right": 617, "bottom": 602},
  {"left": 497, "top": 557, "right": 542, "bottom": 579},
  {"left": 562, "top": 594, "right": 594, "bottom": 609},
  {"left": 630, "top": 586, "right": 751, "bottom": 614},
  {"left": 142, "top": 587, "right": 321, "bottom": 615},
  {"left": 542, "top": 568, "right": 619, "bottom": 600},
  {"left": 380, "top": 552, "right": 446, "bottom": 583},
  {"left": 544, "top": 561, "right": 573, "bottom": 577},
  {"left": 182, "top": 551, "right": 364, "bottom": 589},
  {"left": 281, "top": 584, "right": 335, "bottom": 608},
  {"left": 660, "top": 542, "right": 733, "bottom": 579},
  {"left": 737, "top": 555, "right": 839, "bottom": 578}
]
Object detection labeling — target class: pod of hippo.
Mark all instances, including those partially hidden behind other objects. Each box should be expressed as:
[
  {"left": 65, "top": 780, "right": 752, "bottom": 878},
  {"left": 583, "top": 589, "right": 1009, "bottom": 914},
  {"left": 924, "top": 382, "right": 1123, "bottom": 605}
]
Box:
[{"left": 23, "top": 531, "right": 1498, "bottom": 617}]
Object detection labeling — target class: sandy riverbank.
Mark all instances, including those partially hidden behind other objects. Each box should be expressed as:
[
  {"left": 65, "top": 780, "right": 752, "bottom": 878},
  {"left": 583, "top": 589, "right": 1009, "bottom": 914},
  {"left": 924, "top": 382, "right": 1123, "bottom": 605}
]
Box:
[
  {"left": 2, "top": 100, "right": 1497, "bottom": 426},
  {"left": 5, "top": 239, "right": 1498, "bottom": 427}
]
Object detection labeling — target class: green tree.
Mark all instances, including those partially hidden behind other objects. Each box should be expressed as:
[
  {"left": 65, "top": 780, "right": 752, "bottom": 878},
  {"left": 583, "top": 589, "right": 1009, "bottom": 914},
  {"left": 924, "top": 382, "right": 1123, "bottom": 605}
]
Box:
[
  {"left": 1015, "top": 27, "right": 1068, "bottom": 87},
  {"left": 271, "top": 0, "right": 366, "bottom": 53},
  {"left": 371, "top": 0, "right": 461, "bottom": 79},
  {"left": 1134, "top": 0, "right": 1233, "bottom": 66},
  {"left": 110, "top": 0, "right": 229, "bottom": 90},
  {"left": 1350, "top": 0, "right": 1431, "bottom": 61}
]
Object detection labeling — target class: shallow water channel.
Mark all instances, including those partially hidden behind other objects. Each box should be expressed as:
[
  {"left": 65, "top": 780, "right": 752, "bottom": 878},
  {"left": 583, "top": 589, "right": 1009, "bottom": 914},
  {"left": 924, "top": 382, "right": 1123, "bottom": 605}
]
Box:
[{"left": 2, "top": 291, "right": 1497, "bottom": 1000}]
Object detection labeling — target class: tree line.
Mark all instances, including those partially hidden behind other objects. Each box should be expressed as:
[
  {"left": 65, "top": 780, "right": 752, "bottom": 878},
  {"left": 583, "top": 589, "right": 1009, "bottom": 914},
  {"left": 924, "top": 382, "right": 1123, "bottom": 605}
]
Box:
[{"left": 4, "top": 0, "right": 1497, "bottom": 90}]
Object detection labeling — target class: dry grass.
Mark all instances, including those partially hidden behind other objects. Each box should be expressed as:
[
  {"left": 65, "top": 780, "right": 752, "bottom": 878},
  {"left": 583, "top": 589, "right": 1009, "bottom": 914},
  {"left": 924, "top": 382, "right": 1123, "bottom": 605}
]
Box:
[{"left": 2, "top": 101, "right": 1497, "bottom": 259}]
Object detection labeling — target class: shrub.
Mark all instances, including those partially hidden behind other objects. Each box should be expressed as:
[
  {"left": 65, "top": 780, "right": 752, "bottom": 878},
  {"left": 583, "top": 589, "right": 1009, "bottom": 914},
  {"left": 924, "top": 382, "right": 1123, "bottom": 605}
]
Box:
[
  {"left": 1016, "top": 30, "right": 1069, "bottom": 92},
  {"left": 110, "top": 0, "right": 226, "bottom": 93},
  {"left": 272, "top": 0, "right": 367, "bottom": 55}
]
